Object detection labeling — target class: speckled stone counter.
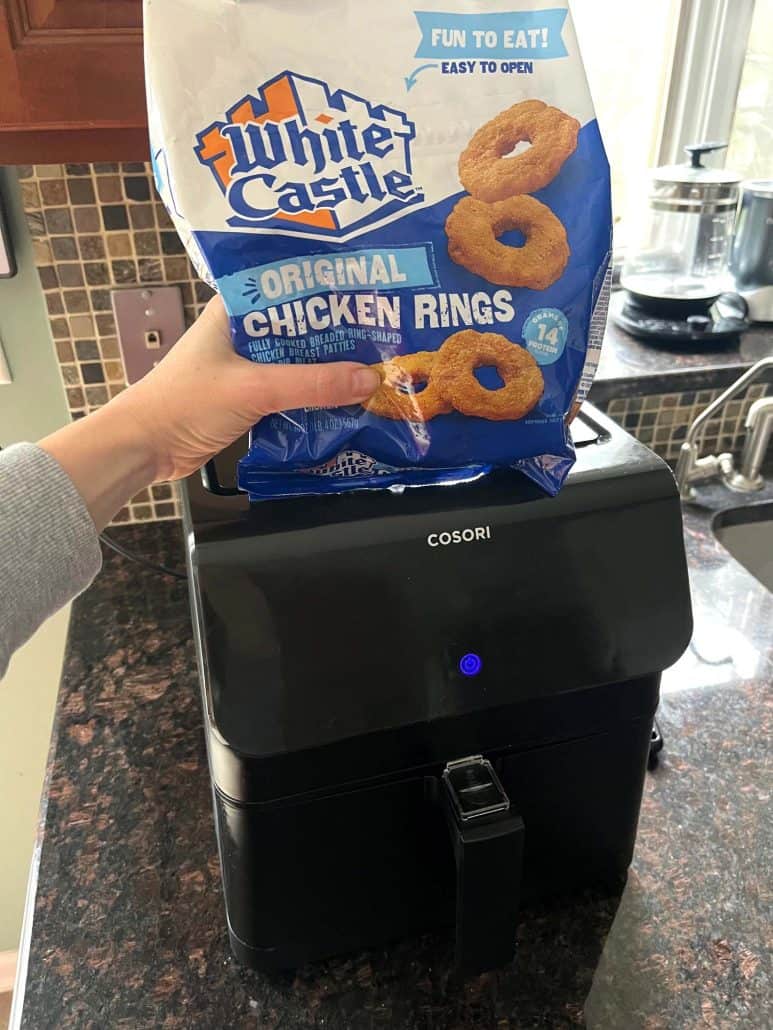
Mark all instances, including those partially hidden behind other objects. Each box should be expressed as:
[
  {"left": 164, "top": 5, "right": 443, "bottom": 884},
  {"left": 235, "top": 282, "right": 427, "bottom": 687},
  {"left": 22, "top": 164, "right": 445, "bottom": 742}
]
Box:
[
  {"left": 13, "top": 508, "right": 772, "bottom": 1029},
  {"left": 591, "top": 319, "right": 773, "bottom": 403}
]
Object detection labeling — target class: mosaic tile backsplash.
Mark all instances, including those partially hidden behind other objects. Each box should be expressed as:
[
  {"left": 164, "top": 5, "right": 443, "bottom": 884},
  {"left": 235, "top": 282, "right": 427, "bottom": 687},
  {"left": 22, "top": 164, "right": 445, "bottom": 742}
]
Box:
[
  {"left": 18, "top": 161, "right": 215, "bottom": 524},
  {"left": 16, "top": 163, "right": 769, "bottom": 522},
  {"left": 598, "top": 384, "right": 771, "bottom": 464}
]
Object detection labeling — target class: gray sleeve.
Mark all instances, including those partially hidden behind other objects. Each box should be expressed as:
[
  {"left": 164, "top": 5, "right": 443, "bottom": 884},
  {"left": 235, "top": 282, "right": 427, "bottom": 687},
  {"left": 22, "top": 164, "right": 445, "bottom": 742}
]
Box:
[{"left": 0, "top": 443, "right": 102, "bottom": 679}]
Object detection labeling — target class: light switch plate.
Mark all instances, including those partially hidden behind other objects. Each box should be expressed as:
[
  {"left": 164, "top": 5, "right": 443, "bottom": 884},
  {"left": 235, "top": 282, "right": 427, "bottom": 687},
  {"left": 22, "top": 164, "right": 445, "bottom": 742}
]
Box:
[{"left": 111, "top": 286, "right": 186, "bottom": 384}]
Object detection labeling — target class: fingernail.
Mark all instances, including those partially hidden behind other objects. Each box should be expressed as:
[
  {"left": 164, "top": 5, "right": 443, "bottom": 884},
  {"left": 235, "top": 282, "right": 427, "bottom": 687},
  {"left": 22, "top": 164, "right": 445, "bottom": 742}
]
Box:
[{"left": 352, "top": 368, "right": 381, "bottom": 399}]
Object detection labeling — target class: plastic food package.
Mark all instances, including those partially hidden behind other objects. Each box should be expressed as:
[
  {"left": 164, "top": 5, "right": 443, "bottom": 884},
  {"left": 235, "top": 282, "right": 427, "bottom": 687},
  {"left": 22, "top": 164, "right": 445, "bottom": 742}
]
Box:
[{"left": 144, "top": 0, "right": 612, "bottom": 500}]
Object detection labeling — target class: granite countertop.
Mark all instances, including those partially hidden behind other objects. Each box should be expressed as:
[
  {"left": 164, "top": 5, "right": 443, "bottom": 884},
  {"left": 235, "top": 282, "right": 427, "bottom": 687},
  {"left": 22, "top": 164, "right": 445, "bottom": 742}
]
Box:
[
  {"left": 12, "top": 492, "right": 773, "bottom": 1029},
  {"left": 591, "top": 315, "right": 773, "bottom": 403}
]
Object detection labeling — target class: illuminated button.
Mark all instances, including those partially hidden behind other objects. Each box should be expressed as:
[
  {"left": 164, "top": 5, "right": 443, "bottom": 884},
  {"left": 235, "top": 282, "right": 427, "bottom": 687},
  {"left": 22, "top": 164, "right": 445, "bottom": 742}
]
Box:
[{"left": 459, "top": 653, "right": 483, "bottom": 677}]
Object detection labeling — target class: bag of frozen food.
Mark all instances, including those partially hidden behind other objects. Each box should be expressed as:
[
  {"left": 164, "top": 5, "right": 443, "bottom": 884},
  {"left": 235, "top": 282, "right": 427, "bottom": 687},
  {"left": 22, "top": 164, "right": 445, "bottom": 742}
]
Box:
[{"left": 145, "top": 0, "right": 611, "bottom": 500}]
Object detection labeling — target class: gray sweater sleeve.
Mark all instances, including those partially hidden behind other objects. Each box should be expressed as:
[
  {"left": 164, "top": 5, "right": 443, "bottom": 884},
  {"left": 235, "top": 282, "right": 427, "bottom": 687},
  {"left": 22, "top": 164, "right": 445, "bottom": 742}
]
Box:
[{"left": 0, "top": 443, "right": 102, "bottom": 679}]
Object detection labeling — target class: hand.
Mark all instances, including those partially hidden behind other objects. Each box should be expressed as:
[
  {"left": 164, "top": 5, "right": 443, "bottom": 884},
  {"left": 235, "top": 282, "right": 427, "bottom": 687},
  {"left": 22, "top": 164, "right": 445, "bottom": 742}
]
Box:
[
  {"left": 117, "top": 295, "right": 379, "bottom": 483},
  {"left": 40, "top": 296, "right": 379, "bottom": 529}
]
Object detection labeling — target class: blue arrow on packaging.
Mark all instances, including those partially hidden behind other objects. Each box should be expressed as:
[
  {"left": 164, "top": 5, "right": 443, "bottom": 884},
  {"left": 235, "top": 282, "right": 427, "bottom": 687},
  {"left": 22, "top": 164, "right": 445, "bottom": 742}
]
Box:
[{"left": 405, "top": 64, "right": 439, "bottom": 91}]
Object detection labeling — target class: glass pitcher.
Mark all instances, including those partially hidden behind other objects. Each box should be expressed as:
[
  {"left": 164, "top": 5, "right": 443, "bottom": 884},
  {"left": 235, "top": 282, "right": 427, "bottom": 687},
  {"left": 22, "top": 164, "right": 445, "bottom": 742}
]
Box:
[{"left": 621, "top": 143, "right": 742, "bottom": 304}]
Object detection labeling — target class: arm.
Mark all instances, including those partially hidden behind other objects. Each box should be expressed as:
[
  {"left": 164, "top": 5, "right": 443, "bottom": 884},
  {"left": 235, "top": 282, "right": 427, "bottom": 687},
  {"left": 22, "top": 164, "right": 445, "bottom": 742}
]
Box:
[
  {"left": 0, "top": 443, "right": 103, "bottom": 679},
  {"left": 39, "top": 297, "right": 378, "bottom": 531},
  {"left": 0, "top": 297, "right": 378, "bottom": 677}
]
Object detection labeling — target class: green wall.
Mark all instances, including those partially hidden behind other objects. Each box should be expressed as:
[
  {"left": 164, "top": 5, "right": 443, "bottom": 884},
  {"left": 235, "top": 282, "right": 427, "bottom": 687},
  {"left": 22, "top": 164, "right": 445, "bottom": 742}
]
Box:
[
  {"left": 0, "top": 168, "right": 69, "bottom": 443},
  {"left": 0, "top": 167, "right": 71, "bottom": 956}
]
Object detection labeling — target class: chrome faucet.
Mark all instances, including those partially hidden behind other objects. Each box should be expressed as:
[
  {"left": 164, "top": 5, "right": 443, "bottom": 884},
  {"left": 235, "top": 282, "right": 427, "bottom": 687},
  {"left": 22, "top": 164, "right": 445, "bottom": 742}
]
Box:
[
  {"left": 731, "top": 396, "right": 773, "bottom": 491},
  {"left": 676, "top": 356, "right": 773, "bottom": 500}
]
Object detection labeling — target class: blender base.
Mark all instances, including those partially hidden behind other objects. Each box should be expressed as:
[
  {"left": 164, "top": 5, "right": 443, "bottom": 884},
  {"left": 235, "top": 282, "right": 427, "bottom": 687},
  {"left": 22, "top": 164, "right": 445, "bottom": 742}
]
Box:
[{"left": 611, "top": 291, "right": 750, "bottom": 347}]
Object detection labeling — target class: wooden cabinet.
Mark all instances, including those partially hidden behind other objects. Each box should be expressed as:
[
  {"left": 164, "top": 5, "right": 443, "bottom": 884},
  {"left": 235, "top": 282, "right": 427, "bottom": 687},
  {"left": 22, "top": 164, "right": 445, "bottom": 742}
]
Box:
[{"left": 0, "top": 0, "right": 148, "bottom": 163}]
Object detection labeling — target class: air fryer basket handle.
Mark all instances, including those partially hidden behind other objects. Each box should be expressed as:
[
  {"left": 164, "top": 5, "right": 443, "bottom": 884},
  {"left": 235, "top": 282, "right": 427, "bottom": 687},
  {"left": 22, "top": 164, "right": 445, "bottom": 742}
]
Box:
[{"left": 439, "top": 758, "right": 525, "bottom": 975}]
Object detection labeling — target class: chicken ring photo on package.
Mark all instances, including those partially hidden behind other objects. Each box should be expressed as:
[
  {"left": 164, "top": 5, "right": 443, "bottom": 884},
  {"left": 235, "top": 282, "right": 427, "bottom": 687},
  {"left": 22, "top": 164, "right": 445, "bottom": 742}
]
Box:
[
  {"left": 446, "top": 195, "right": 570, "bottom": 291},
  {"left": 459, "top": 100, "right": 580, "bottom": 203},
  {"left": 364, "top": 352, "right": 453, "bottom": 423},
  {"left": 433, "top": 331, "right": 545, "bottom": 422}
]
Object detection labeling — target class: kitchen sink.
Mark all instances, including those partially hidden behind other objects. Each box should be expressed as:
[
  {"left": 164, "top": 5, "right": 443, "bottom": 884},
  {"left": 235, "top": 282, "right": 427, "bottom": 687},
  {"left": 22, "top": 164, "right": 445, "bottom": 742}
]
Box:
[{"left": 713, "top": 503, "right": 773, "bottom": 593}]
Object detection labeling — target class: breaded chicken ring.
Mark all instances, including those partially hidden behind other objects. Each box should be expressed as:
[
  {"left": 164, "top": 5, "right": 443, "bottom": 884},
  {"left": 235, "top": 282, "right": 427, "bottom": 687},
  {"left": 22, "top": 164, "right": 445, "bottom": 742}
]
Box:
[
  {"left": 433, "top": 331, "right": 544, "bottom": 422},
  {"left": 459, "top": 100, "right": 580, "bottom": 202},
  {"left": 364, "top": 351, "right": 452, "bottom": 422},
  {"left": 446, "top": 195, "right": 570, "bottom": 290}
]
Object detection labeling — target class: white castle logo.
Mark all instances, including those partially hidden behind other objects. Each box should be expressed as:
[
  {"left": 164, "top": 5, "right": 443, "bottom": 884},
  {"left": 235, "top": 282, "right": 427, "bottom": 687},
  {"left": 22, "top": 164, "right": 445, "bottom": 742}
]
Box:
[{"left": 196, "top": 72, "right": 423, "bottom": 240}]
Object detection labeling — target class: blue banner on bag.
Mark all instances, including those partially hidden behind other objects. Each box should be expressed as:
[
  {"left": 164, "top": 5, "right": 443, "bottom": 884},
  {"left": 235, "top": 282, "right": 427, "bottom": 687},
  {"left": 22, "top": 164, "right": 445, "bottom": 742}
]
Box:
[
  {"left": 219, "top": 244, "right": 439, "bottom": 317},
  {"left": 414, "top": 9, "right": 568, "bottom": 60}
]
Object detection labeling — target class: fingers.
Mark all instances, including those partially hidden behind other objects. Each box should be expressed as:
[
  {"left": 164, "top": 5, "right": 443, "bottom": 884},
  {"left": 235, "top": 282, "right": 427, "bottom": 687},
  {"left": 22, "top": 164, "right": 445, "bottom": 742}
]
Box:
[
  {"left": 247, "top": 361, "right": 380, "bottom": 415},
  {"left": 183, "top": 297, "right": 380, "bottom": 415}
]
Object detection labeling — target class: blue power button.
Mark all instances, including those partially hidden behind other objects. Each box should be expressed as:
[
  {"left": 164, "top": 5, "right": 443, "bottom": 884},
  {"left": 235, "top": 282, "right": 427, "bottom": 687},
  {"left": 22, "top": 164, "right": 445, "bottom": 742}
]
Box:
[{"left": 459, "top": 653, "right": 483, "bottom": 677}]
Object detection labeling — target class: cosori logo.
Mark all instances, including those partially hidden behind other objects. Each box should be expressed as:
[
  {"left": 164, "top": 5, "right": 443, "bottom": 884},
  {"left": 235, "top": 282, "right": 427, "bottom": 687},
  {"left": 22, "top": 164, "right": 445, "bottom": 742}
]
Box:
[
  {"left": 428, "top": 527, "right": 492, "bottom": 547},
  {"left": 195, "top": 71, "right": 423, "bottom": 239}
]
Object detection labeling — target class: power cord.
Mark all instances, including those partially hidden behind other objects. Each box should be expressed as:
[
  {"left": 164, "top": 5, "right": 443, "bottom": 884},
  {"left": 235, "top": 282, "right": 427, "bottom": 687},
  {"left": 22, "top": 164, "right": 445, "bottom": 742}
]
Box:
[
  {"left": 99, "top": 532, "right": 188, "bottom": 581},
  {"left": 647, "top": 719, "right": 664, "bottom": 771}
]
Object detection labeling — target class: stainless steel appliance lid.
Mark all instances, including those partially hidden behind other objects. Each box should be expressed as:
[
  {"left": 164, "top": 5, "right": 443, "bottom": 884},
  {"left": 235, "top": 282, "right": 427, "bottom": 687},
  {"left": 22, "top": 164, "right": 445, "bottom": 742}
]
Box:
[
  {"left": 653, "top": 168, "right": 742, "bottom": 186},
  {"left": 741, "top": 179, "right": 773, "bottom": 198},
  {"left": 652, "top": 141, "right": 742, "bottom": 188}
]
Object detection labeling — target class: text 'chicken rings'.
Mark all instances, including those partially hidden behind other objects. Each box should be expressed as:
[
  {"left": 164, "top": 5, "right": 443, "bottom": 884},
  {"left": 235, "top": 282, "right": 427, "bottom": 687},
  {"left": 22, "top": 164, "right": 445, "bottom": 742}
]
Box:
[
  {"left": 364, "top": 352, "right": 453, "bottom": 422},
  {"left": 446, "top": 195, "right": 570, "bottom": 291},
  {"left": 433, "top": 331, "right": 545, "bottom": 422},
  {"left": 459, "top": 100, "right": 580, "bottom": 203}
]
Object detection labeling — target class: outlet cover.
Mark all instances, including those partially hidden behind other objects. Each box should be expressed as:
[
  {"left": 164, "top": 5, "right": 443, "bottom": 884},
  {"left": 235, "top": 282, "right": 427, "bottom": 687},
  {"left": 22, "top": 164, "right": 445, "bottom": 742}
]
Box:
[{"left": 112, "top": 286, "right": 186, "bottom": 384}]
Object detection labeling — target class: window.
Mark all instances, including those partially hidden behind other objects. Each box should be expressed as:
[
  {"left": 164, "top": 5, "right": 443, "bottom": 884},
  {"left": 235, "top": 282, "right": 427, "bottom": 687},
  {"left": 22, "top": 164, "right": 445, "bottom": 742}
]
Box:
[
  {"left": 727, "top": 0, "right": 773, "bottom": 180},
  {"left": 570, "top": 0, "right": 770, "bottom": 249},
  {"left": 571, "top": 0, "right": 682, "bottom": 239}
]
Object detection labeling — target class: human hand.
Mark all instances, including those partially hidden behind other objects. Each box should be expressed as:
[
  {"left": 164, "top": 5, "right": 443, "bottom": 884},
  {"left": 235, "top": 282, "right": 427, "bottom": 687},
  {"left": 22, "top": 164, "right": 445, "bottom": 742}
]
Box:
[
  {"left": 41, "top": 296, "right": 379, "bottom": 530},
  {"left": 116, "top": 295, "right": 380, "bottom": 483}
]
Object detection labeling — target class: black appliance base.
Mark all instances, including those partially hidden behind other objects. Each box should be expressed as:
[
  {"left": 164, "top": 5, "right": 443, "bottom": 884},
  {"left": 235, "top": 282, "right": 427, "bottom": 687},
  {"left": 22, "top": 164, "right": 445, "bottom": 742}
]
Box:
[
  {"left": 611, "top": 290, "right": 749, "bottom": 345},
  {"left": 215, "top": 702, "right": 656, "bottom": 973}
]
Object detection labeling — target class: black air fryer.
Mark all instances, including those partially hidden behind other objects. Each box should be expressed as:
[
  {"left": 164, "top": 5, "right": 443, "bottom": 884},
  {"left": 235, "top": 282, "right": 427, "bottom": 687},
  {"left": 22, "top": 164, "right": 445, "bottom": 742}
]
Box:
[{"left": 182, "top": 406, "right": 692, "bottom": 974}]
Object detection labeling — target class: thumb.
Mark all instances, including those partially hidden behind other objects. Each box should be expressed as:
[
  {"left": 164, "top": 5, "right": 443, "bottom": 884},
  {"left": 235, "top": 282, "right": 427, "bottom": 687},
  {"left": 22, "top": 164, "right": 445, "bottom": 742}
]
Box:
[{"left": 246, "top": 361, "right": 381, "bottom": 416}]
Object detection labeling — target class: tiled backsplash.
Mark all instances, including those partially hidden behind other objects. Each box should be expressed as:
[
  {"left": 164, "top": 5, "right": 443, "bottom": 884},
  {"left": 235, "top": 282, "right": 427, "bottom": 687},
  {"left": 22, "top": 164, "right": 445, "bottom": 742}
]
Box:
[
  {"left": 598, "top": 384, "right": 770, "bottom": 463},
  {"left": 18, "top": 162, "right": 214, "bottom": 524},
  {"left": 16, "top": 163, "right": 767, "bottom": 522}
]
